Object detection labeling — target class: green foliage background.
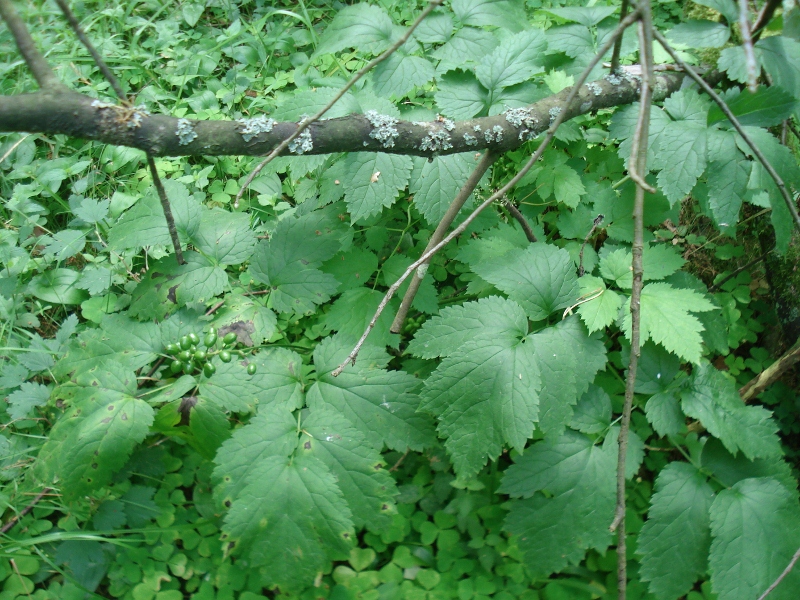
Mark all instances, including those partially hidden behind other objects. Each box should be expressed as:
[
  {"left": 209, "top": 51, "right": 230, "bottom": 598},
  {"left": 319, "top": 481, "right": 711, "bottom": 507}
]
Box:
[{"left": 1, "top": 0, "right": 800, "bottom": 599}]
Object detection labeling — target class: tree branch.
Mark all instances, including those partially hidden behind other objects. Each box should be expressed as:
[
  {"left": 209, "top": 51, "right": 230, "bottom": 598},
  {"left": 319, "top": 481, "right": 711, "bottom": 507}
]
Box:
[
  {"left": 504, "top": 199, "right": 538, "bottom": 243},
  {"left": 146, "top": 155, "right": 185, "bottom": 265},
  {"left": 390, "top": 150, "right": 498, "bottom": 333},
  {"left": 610, "top": 0, "right": 630, "bottom": 73},
  {"left": 752, "top": 0, "right": 782, "bottom": 41},
  {"left": 737, "top": 0, "right": 758, "bottom": 92},
  {"left": 0, "top": 0, "right": 63, "bottom": 89},
  {"left": 235, "top": 0, "right": 444, "bottom": 206},
  {"left": 739, "top": 336, "right": 800, "bottom": 402},
  {"left": 653, "top": 30, "right": 800, "bottom": 235},
  {"left": 333, "top": 7, "right": 643, "bottom": 375},
  {"left": 579, "top": 214, "right": 604, "bottom": 277}
]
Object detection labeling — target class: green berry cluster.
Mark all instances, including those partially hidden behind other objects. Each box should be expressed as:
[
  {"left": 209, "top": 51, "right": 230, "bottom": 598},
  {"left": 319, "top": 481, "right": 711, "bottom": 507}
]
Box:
[
  {"left": 163, "top": 329, "right": 256, "bottom": 377},
  {"left": 400, "top": 315, "right": 426, "bottom": 336}
]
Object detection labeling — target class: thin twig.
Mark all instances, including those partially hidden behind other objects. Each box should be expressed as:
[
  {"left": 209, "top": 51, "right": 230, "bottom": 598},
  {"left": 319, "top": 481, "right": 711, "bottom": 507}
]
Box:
[
  {"left": 611, "top": 6, "right": 652, "bottom": 600},
  {"left": 0, "top": 134, "right": 30, "bottom": 165},
  {"left": 579, "top": 214, "right": 604, "bottom": 276},
  {"left": 146, "top": 155, "right": 185, "bottom": 265},
  {"left": 739, "top": 336, "right": 800, "bottom": 403},
  {"left": 653, "top": 30, "right": 800, "bottom": 234},
  {"left": 0, "top": 0, "right": 62, "bottom": 89},
  {"left": 334, "top": 8, "right": 643, "bottom": 376},
  {"left": 0, "top": 488, "right": 52, "bottom": 535},
  {"left": 757, "top": 546, "right": 800, "bottom": 600},
  {"left": 390, "top": 151, "right": 498, "bottom": 332},
  {"left": 708, "top": 250, "right": 771, "bottom": 293},
  {"left": 388, "top": 448, "right": 410, "bottom": 472},
  {"left": 234, "top": 0, "right": 444, "bottom": 208},
  {"left": 504, "top": 199, "right": 538, "bottom": 243},
  {"left": 737, "top": 0, "right": 758, "bottom": 92},
  {"left": 752, "top": 0, "right": 782, "bottom": 41},
  {"left": 610, "top": 0, "right": 630, "bottom": 74},
  {"left": 788, "top": 121, "right": 800, "bottom": 144},
  {"left": 54, "top": 0, "right": 126, "bottom": 100}
]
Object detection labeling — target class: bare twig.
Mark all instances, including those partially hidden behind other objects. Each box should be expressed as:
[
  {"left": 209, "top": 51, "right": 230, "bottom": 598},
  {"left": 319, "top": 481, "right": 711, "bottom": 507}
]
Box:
[
  {"left": 390, "top": 151, "right": 498, "bottom": 332},
  {"left": 708, "top": 250, "right": 771, "bottom": 293},
  {"left": 757, "top": 545, "right": 800, "bottom": 600},
  {"left": 504, "top": 199, "right": 538, "bottom": 243},
  {"left": 0, "top": 488, "right": 52, "bottom": 535},
  {"left": 54, "top": 0, "right": 126, "bottom": 100},
  {"left": 388, "top": 448, "right": 410, "bottom": 472},
  {"left": 611, "top": 5, "right": 652, "bottom": 600},
  {"left": 234, "top": 0, "right": 444, "bottom": 208},
  {"left": 737, "top": 0, "right": 758, "bottom": 92},
  {"left": 788, "top": 121, "right": 800, "bottom": 145},
  {"left": 752, "top": 0, "right": 782, "bottom": 41},
  {"left": 579, "top": 214, "right": 604, "bottom": 276},
  {"left": 653, "top": 30, "right": 800, "bottom": 234},
  {"left": 146, "top": 155, "right": 185, "bottom": 265},
  {"left": 334, "top": 8, "right": 643, "bottom": 375},
  {"left": 739, "top": 337, "right": 800, "bottom": 403},
  {"left": 0, "top": 0, "right": 63, "bottom": 89},
  {"left": 610, "top": 0, "right": 630, "bottom": 73}
]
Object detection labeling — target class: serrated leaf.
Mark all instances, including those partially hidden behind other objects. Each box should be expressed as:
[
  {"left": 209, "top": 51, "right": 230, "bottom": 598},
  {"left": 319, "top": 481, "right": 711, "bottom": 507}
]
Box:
[
  {"left": 681, "top": 363, "right": 782, "bottom": 460},
  {"left": 709, "top": 478, "right": 800, "bottom": 600},
  {"left": 7, "top": 382, "right": 50, "bottom": 420},
  {"left": 654, "top": 122, "right": 707, "bottom": 204},
  {"left": 569, "top": 384, "right": 611, "bottom": 434},
  {"left": 476, "top": 29, "right": 546, "bottom": 93},
  {"left": 77, "top": 266, "right": 113, "bottom": 296},
  {"left": 321, "top": 248, "right": 378, "bottom": 292},
  {"left": 451, "top": 0, "right": 527, "bottom": 31},
  {"left": 576, "top": 276, "right": 622, "bottom": 334},
  {"left": 635, "top": 341, "right": 681, "bottom": 394},
  {"left": 667, "top": 20, "right": 730, "bottom": 48},
  {"left": 271, "top": 89, "right": 360, "bottom": 122},
  {"left": 190, "top": 209, "right": 255, "bottom": 265},
  {"left": 341, "top": 153, "right": 413, "bottom": 222},
  {"left": 199, "top": 349, "right": 304, "bottom": 413},
  {"left": 432, "top": 27, "right": 499, "bottom": 71},
  {"left": 315, "top": 3, "right": 396, "bottom": 56},
  {"left": 301, "top": 409, "right": 397, "bottom": 530},
  {"left": 546, "top": 25, "right": 594, "bottom": 58},
  {"left": 409, "top": 296, "right": 528, "bottom": 359},
  {"left": 708, "top": 87, "right": 798, "bottom": 128},
  {"left": 700, "top": 437, "right": 798, "bottom": 491},
  {"left": 757, "top": 36, "right": 800, "bottom": 97},
  {"left": 321, "top": 288, "right": 400, "bottom": 350},
  {"left": 434, "top": 70, "right": 489, "bottom": 119},
  {"left": 420, "top": 322, "right": 540, "bottom": 478},
  {"left": 42, "top": 229, "right": 85, "bottom": 261},
  {"left": 129, "top": 252, "right": 226, "bottom": 320},
  {"left": 380, "top": 255, "right": 438, "bottom": 315},
  {"left": 108, "top": 180, "right": 200, "bottom": 251},
  {"left": 604, "top": 426, "right": 645, "bottom": 479},
  {"left": 638, "top": 462, "right": 716, "bottom": 599},
  {"left": 544, "top": 6, "right": 617, "bottom": 26},
  {"left": 645, "top": 391, "right": 685, "bottom": 437},
  {"left": 209, "top": 293, "right": 277, "bottom": 346},
  {"left": 501, "top": 431, "right": 616, "bottom": 577},
  {"left": 373, "top": 53, "right": 435, "bottom": 98},
  {"left": 307, "top": 336, "right": 435, "bottom": 452},
  {"left": 73, "top": 198, "right": 110, "bottom": 224},
  {"left": 410, "top": 153, "right": 483, "bottom": 225},
  {"left": 414, "top": 10, "right": 453, "bottom": 43},
  {"left": 622, "top": 283, "right": 716, "bottom": 364},
  {"left": 472, "top": 243, "right": 580, "bottom": 321},
  {"left": 599, "top": 245, "right": 686, "bottom": 289}
]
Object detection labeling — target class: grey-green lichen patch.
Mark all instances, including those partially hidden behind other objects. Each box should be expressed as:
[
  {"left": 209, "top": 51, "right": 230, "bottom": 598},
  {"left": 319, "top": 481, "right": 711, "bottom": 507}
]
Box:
[
  {"left": 176, "top": 118, "right": 198, "bottom": 145},
  {"left": 419, "top": 127, "right": 453, "bottom": 152},
  {"left": 504, "top": 107, "right": 540, "bottom": 140},
  {"left": 289, "top": 117, "right": 313, "bottom": 154},
  {"left": 365, "top": 110, "right": 399, "bottom": 148},
  {"left": 548, "top": 107, "right": 562, "bottom": 123},
  {"left": 473, "top": 124, "right": 482, "bottom": 132},
  {"left": 238, "top": 115, "right": 276, "bottom": 142},
  {"left": 463, "top": 132, "right": 478, "bottom": 146},
  {"left": 586, "top": 82, "right": 603, "bottom": 96},
  {"left": 124, "top": 106, "right": 150, "bottom": 129},
  {"left": 90, "top": 99, "right": 116, "bottom": 109},
  {"left": 442, "top": 118, "right": 456, "bottom": 131},
  {"left": 605, "top": 73, "right": 623, "bottom": 86},
  {"left": 484, "top": 125, "right": 504, "bottom": 143},
  {"left": 580, "top": 101, "right": 592, "bottom": 112}
]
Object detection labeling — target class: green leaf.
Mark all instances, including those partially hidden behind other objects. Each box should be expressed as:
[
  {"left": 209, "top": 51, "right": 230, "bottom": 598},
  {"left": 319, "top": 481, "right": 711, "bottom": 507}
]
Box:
[
  {"left": 301, "top": 409, "right": 397, "bottom": 531},
  {"left": 451, "top": 0, "right": 527, "bottom": 32},
  {"left": 622, "top": 283, "right": 716, "bottom": 364},
  {"left": 315, "top": 3, "right": 396, "bottom": 56},
  {"left": 420, "top": 313, "right": 540, "bottom": 478},
  {"left": 501, "top": 431, "right": 616, "bottom": 577},
  {"left": 380, "top": 255, "right": 438, "bottom": 315},
  {"left": 434, "top": 70, "right": 489, "bottom": 119},
  {"left": 7, "top": 382, "right": 50, "bottom": 420},
  {"left": 694, "top": 0, "right": 738, "bottom": 22},
  {"left": 321, "top": 248, "right": 378, "bottom": 292},
  {"left": 121, "top": 486, "right": 159, "bottom": 527},
  {"left": 209, "top": 293, "right": 277, "bottom": 346},
  {"left": 475, "top": 29, "right": 546, "bottom": 93},
  {"left": 410, "top": 153, "right": 483, "bottom": 225},
  {"left": 321, "top": 288, "right": 400, "bottom": 350},
  {"left": 77, "top": 266, "right": 113, "bottom": 296},
  {"left": 546, "top": 25, "right": 594, "bottom": 59},
  {"left": 373, "top": 54, "right": 435, "bottom": 98},
  {"left": 28, "top": 268, "right": 89, "bottom": 305},
  {"left": 634, "top": 342, "right": 681, "bottom": 394},
  {"left": 73, "top": 198, "right": 109, "bottom": 224},
  {"left": 709, "top": 478, "right": 800, "bottom": 600},
  {"left": 42, "top": 230, "right": 85, "bottom": 261},
  {"left": 638, "top": 462, "right": 716, "bottom": 600},
  {"left": 604, "top": 426, "right": 644, "bottom": 479},
  {"left": 409, "top": 296, "right": 528, "bottom": 359},
  {"left": 199, "top": 348, "right": 304, "bottom": 413},
  {"left": 701, "top": 437, "right": 797, "bottom": 491},
  {"left": 190, "top": 209, "right": 256, "bottom": 266},
  {"left": 472, "top": 243, "right": 580, "bottom": 322},
  {"left": 222, "top": 452, "right": 353, "bottom": 591},
  {"left": 757, "top": 36, "right": 800, "bottom": 97},
  {"left": 129, "top": 252, "right": 226, "bottom": 320},
  {"left": 653, "top": 122, "right": 707, "bottom": 204},
  {"left": 432, "top": 27, "right": 499, "bottom": 71},
  {"left": 413, "top": 11, "right": 453, "bottom": 43},
  {"left": 544, "top": 6, "right": 617, "bottom": 26},
  {"left": 708, "top": 87, "right": 798, "bottom": 128},
  {"left": 341, "top": 153, "right": 413, "bottom": 222},
  {"left": 599, "top": 245, "right": 685, "bottom": 289},
  {"left": 645, "top": 391, "right": 685, "bottom": 437},
  {"left": 576, "top": 276, "right": 622, "bottom": 334},
  {"left": 569, "top": 384, "right": 611, "bottom": 434},
  {"left": 307, "top": 336, "right": 435, "bottom": 452},
  {"left": 667, "top": 20, "right": 730, "bottom": 48},
  {"left": 250, "top": 210, "right": 347, "bottom": 314},
  {"left": 681, "top": 363, "right": 782, "bottom": 460},
  {"left": 108, "top": 180, "right": 200, "bottom": 251},
  {"left": 271, "top": 89, "right": 360, "bottom": 122}
]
